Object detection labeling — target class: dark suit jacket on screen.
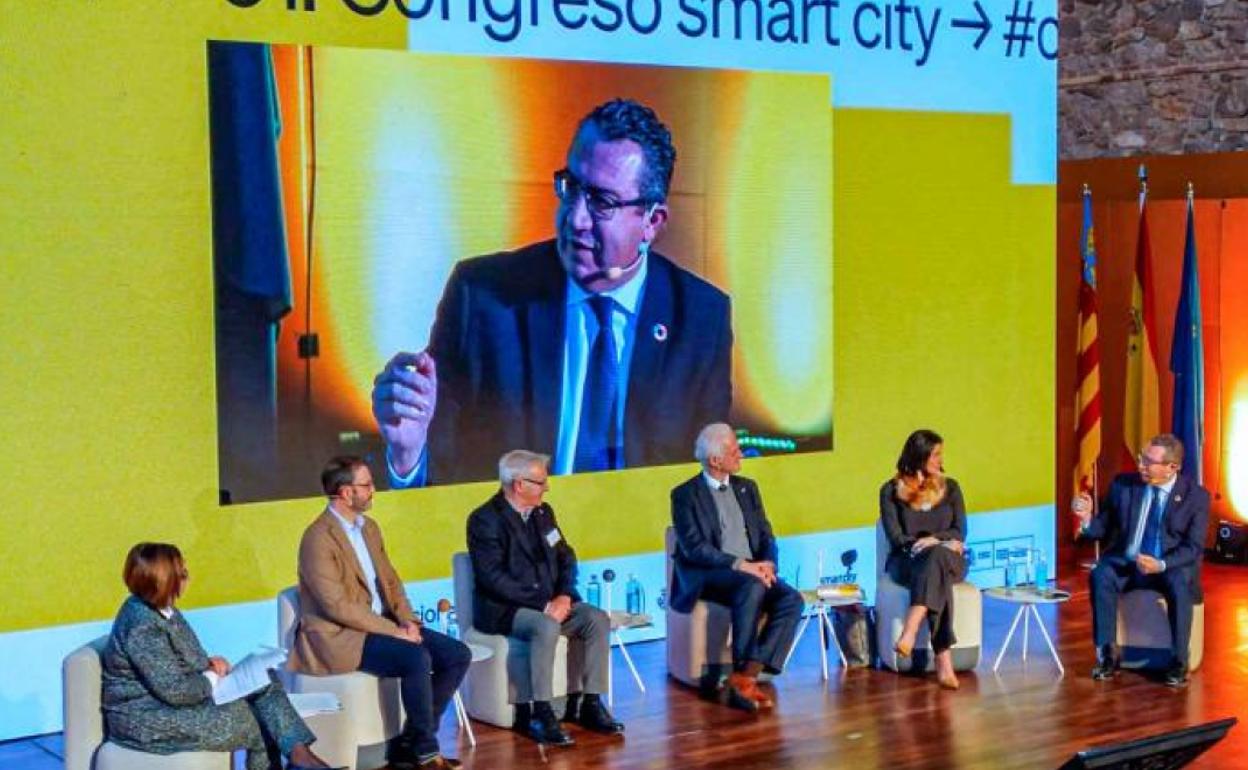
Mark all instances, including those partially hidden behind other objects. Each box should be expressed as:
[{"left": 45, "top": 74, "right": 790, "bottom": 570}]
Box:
[
  {"left": 466, "top": 491, "right": 582, "bottom": 636},
  {"left": 669, "top": 473, "right": 778, "bottom": 614},
  {"left": 422, "top": 239, "right": 732, "bottom": 484}
]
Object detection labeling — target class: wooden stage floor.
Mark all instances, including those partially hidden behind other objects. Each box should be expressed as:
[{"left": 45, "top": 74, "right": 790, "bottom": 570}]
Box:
[
  {"left": 4, "top": 564, "right": 1244, "bottom": 770},
  {"left": 428, "top": 562, "right": 1248, "bottom": 770}
]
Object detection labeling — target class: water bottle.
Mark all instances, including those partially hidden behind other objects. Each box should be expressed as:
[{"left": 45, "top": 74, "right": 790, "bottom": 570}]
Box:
[
  {"left": 587, "top": 574, "right": 602, "bottom": 608},
  {"left": 626, "top": 574, "right": 645, "bottom": 616},
  {"left": 1033, "top": 549, "right": 1049, "bottom": 594}
]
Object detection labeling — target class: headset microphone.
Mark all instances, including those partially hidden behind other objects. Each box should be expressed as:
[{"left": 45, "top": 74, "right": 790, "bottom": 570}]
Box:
[
  {"left": 601, "top": 203, "right": 658, "bottom": 281},
  {"left": 603, "top": 245, "right": 646, "bottom": 281}
]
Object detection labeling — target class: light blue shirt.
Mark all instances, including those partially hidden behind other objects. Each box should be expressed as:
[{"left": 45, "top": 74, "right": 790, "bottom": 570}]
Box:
[
  {"left": 702, "top": 471, "right": 729, "bottom": 492},
  {"left": 552, "top": 258, "right": 648, "bottom": 475},
  {"left": 388, "top": 446, "right": 426, "bottom": 489},
  {"left": 328, "top": 505, "right": 384, "bottom": 615},
  {"left": 1126, "top": 477, "right": 1177, "bottom": 568}
]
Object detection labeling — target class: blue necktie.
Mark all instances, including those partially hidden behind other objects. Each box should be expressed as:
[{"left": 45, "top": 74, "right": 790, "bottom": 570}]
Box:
[
  {"left": 1141, "top": 485, "right": 1164, "bottom": 559},
  {"left": 573, "top": 296, "right": 621, "bottom": 472}
]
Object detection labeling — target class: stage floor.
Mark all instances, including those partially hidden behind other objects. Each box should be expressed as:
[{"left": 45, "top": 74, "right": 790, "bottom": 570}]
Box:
[{"left": 6, "top": 563, "right": 1246, "bottom": 769}]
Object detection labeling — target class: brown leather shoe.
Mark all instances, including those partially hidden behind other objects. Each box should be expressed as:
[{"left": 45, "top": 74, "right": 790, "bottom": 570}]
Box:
[{"left": 728, "top": 672, "right": 774, "bottom": 709}]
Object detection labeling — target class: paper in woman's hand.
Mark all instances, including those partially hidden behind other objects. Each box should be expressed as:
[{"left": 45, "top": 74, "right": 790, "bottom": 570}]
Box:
[{"left": 210, "top": 648, "right": 287, "bottom": 705}]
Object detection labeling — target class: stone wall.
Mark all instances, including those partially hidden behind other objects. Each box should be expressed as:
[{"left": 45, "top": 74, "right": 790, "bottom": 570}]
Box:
[{"left": 1059, "top": 0, "right": 1248, "bottom": 159}]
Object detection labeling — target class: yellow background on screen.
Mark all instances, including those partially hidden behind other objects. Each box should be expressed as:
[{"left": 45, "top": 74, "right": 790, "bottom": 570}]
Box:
[{"left": 0, "top": 2, "right": 1052, "bottom": 632}]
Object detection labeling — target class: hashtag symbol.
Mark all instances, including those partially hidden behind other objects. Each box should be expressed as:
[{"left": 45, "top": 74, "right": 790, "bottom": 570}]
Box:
[{"left": 1003, "top": 0, "right": 1035, "bottom": 58}]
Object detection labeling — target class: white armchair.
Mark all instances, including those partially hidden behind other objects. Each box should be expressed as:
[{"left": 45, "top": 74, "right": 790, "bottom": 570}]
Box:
[
  {"left": 62, "top": 636, "right": 231, "bottom": 770},
  {"left": 276, "top": 587, "right": 402, "bottom": 770},
  {"left": 874, "top": 521, "right": 982, "bottom": 672},
  {"left": 451, "top": 552, "right": 568, "bottom": 728},
  {"left": 663, "top": 527, "right": 735, "bottom": 688}
]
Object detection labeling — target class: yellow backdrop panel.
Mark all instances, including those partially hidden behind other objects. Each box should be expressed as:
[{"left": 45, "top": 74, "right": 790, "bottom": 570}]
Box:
[{"left": 0, "top": 3, "right": 1052, "bottom": 632}]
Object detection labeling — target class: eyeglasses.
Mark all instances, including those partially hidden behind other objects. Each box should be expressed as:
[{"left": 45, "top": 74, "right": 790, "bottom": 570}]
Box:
[
  {"left": 520, "top": 476, "right": 550, "bottom": 489},
  {"left": 553, "top": 168, "right": 652, "bottom": 221},
  {"left": 1136, "top": 453, "right": 1173, "bottom": 468}
]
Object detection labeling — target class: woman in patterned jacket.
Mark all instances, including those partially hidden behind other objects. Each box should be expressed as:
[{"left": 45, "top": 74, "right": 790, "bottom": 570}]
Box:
[{"left": 101, "top": 542, "right": 340, "bottom": 770}]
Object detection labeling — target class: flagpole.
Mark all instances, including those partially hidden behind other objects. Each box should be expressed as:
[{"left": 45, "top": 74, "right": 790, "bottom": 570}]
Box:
[
  {"left": 1075, "top": 182, "right": 1101, "bottom": 570},
  {"left": 1187, "top": 181, "right": 1201, "bottom": 487},
  {"left": 1172, "top": 180, "right": 1205, "bottom": 484}
]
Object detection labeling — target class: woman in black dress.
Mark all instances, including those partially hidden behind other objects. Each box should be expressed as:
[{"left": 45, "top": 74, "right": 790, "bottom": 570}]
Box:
[{"left": 880, "top": 429, "right": 967, "bottom": 689}]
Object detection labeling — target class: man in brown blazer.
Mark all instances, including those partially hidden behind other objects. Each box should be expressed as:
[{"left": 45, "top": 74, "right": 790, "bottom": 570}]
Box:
[{"left": 290, "top": 456, "right": 471, "bottom": 770}]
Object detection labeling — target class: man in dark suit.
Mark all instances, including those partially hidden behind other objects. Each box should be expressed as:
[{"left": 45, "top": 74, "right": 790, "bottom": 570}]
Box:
[
  {"left": 466, "top": 450, "right": 623, "bottom": 746},
  {"left": 372, "top": 98, "right": 732, "bottom": 486},
  {"left": 670, "top": 423, "right": 803, "bottom": 711},
  {"left": 1074, "top": 433, "right": 1209, "bottom": 687}
]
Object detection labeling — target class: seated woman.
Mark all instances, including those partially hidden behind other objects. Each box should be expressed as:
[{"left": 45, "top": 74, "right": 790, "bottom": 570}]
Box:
[
  {"left": 880, "top": 429, "right": 968, "bottom": 689},
  {"left": 101, "top": 542, "right": 340, "bottom": 770}
]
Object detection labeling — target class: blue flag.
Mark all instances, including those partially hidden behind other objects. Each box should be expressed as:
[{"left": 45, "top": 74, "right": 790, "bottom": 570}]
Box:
[{"left": 1170, "top": 194, "right": 1204, "bottom": 481}]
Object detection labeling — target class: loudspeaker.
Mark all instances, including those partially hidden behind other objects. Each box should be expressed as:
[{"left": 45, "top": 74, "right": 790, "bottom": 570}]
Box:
[
  {"left": 1211, "top": 519, "right": 1248, "bottom": 564},
  {"left": 1059, "top": 717, "right": 1236, "bottom": 769}
]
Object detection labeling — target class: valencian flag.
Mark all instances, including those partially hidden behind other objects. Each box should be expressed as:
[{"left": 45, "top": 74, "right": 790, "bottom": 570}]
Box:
[
  {"left": 1170, "top": 188, "right": 1205, "bottom": 480},
  {"left": 1074, "top": 186, "right": 1102, "bottom": 499},
  {"left": 1122, "top": 174, "right": 1160, "bottom": 469}
]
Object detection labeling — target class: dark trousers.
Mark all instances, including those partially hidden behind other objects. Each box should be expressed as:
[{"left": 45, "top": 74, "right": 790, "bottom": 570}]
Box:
[
  {"left": 888, "top": 545, "right": 966, "bottom": 654},
  {"left": 1090, "top": 557, "right": 1197, "bottom": 667},
  {"left": 360, "top": 629, "right": 472, "bottom": 756},
  {"left": 698, "top": 569, "right": 803, "bottom": 674}
]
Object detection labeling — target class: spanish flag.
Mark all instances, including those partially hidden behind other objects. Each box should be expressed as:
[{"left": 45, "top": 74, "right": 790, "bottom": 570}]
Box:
[{"left": 1122, "top": 182, "right": 1161, "bottom": 470}]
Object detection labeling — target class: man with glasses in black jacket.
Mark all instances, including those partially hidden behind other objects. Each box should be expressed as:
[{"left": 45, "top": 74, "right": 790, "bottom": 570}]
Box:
[
  {"left": 372, "top": 98, "right": 733, "bottom": 487},
  {"left": 466, "top": 450, "right": 623, "bottom": 746}
]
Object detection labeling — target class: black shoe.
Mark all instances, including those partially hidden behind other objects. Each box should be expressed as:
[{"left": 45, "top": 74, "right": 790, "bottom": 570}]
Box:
[
  {"left": 522, "top": 702, "right": 576, "bottom": 746},
  {"left": 1091, "top": 647, "right": 1120, "bottom": 681},
  {"left": 576, "top": 694, "right": 624, "bottom": 735},
  {"left": 697, "top": 671, "right": 725, "bottom": 703},
  {"left": 1164, "top": 662, "right": 1189, "bottom": 688},
  {"left": 560, "top": 692, "right": 582, "bottom": 723},
  {"left": 724, "top": 682, "right": 760, "bottom": 713},
  {"left": 512, "top": 702, "right": 532, "bottom": 732},
  {"left": 386, "top": 735, "right": 420, "bottom": 770}
]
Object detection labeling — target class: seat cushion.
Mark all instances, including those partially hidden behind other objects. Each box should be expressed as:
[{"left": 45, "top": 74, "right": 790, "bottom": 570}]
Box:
[
  {"left": 1117, "top": 590, "right": 1205, "bottom": 671},
  {"left": 95, "top": 742, "right": 230, "bottom": 770}
]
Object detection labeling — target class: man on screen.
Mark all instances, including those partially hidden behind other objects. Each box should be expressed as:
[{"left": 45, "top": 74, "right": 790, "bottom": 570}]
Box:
[
  {"left": 371, "top": 98, "right": 732, "bottom": 486},
  {"left": 466, "top": 450, "right": 623, "bottom": 746},
  {"left": 669, "top": 423, "right": 803, "bottom": 711},
  {"left": 1073, "top": 433, "right": 1209, "bottom": 688}
]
